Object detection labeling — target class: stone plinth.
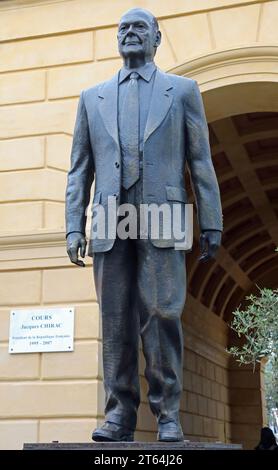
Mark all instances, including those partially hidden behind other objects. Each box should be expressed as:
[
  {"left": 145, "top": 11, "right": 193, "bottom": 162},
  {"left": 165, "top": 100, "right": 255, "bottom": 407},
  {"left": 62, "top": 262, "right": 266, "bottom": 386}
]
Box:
[{"left": 23, "top": 441, "right": 242, "bottom": 450}]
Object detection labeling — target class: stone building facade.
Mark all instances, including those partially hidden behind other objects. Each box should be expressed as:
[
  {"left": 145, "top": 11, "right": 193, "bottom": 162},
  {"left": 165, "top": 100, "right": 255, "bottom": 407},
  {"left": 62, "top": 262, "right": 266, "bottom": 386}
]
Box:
[{"left": 1, "top": 0, "right": 278, "bottom": 449}]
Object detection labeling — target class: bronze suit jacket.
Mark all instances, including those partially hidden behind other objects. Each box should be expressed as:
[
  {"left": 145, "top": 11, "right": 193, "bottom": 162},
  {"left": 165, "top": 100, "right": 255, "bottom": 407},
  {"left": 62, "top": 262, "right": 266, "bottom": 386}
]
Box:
[{"left": 65, "top": 68, "right": 223, "bottom": 255}]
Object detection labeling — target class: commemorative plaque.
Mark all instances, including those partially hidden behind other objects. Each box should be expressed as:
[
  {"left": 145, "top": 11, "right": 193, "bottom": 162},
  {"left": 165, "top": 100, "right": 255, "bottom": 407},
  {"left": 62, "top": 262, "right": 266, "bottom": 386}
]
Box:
[{"left": 9, "top": 307, "right": 74, "bottom": 353}]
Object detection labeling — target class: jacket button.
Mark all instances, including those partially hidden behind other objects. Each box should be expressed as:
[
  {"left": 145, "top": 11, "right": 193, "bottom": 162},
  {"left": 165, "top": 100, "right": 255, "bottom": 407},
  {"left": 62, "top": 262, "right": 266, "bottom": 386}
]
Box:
[{"left": 115, "top": 162, "right": 120, "bottom": 168}]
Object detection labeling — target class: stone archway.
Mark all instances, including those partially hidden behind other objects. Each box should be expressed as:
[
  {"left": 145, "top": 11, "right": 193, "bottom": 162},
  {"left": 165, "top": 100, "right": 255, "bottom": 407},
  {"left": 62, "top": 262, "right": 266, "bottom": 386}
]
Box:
[
  {"left": 172, "top": 45, "right": 278, "bottom": 324},
  {"left": 168, "top": 46, "right": 278, "bottom": 449}
]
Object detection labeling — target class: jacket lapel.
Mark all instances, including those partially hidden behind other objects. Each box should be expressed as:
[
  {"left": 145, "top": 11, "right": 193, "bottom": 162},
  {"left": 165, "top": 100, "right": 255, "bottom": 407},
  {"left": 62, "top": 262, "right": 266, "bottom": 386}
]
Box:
[
  {"left": 144, "top": 69, "right": 173, "bottom": 143},
  {"left": 98, "top": 72, "right": 120, "bottom": 150},
  {"left": 98, "top": 68, "right": 173, "bottom": 148}
]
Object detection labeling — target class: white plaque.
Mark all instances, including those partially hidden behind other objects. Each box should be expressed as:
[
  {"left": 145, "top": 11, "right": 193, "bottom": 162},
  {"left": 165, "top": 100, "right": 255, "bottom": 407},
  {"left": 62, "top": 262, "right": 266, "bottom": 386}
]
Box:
[{"left": 9, "top": 308, "right": 74, "bottom": 354}]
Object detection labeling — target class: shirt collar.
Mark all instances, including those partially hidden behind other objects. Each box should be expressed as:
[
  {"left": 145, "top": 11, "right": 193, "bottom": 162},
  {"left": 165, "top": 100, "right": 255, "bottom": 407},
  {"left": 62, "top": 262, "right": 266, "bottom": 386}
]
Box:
[{"left": 119, "top": 61, "right": 156, "bottom": 84}]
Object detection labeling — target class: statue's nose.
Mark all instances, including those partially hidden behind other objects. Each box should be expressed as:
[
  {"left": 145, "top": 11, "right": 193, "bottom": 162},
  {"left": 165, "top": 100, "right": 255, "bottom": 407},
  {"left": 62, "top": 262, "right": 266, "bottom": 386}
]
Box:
[{"left": 126, "top": 25, "right": 135, "bottom": 35}]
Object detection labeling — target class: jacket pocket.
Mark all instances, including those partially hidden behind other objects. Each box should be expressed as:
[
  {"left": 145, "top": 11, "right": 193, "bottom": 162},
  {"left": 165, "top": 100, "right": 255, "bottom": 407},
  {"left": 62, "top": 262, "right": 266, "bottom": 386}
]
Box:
[{"left": 166, "top": 185, "right": 187, "bottom": 203}]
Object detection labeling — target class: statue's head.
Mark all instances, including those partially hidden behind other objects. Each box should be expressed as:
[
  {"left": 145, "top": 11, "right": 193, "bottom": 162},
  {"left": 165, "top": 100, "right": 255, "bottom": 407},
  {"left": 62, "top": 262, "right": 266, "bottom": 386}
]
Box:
[{"left": 117, "top": 8, "right": 161, "bottom": 63}]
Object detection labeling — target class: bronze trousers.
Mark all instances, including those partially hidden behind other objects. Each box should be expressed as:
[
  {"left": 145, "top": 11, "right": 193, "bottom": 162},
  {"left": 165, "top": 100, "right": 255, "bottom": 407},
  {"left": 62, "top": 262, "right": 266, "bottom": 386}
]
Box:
[{"left": 93, "top": 174, "right": 186, "bottom": 430}]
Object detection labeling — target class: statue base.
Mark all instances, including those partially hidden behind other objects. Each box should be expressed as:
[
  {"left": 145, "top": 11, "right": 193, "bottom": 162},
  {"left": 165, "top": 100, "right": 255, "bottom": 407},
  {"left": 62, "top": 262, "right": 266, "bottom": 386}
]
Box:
[{"left": 23, "top": 441, "right": 242, "bottom": 450}]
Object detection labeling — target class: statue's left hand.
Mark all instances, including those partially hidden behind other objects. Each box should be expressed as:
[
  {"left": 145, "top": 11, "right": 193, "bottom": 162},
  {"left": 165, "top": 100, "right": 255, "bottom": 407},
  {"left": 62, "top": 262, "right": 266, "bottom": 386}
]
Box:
[{"left": 199, "top": 230, "right": 222, "bottom": 262}]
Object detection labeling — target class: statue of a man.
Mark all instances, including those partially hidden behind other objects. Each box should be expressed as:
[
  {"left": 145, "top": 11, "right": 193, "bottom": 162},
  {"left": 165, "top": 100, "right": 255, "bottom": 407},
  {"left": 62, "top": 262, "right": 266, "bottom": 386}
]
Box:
[{"left": 66, "top": 8, "right": 222, "bottom": 442}]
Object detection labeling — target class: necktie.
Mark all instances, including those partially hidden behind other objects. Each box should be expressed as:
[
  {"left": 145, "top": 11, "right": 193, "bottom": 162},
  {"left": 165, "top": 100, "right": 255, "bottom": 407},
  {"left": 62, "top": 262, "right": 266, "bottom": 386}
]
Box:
[{"left": 120, "top": 72, "right": 140, "bottom": 190}]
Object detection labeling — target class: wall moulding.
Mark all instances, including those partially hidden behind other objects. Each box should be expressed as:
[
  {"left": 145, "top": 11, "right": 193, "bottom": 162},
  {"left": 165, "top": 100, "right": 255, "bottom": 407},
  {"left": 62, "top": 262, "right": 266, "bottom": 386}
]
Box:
[
  {"left": 0, "top": 230, "right": 75, "bottom": 270},
  {"left": 169, "top": 45, "right": 278, "bottom": 90},
  {"left": 0, "top": 229, "right": 65, "bottom": 249},
  {"left": 169, "top": 45, "right": 278, "bottom": 122}
]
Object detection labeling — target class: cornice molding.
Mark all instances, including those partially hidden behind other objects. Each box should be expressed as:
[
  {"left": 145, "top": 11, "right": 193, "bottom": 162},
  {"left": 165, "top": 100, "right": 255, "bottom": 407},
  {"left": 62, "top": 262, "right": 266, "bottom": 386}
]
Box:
[
  {"left": 0, "top": 229, "right": 93, "bottom": 270},
  {"left": 0, "top": 230, "right": 69, "bottom": 270},
  {"left": 0, "top": 229, "right": 65, "bottom": 250},
  {"left": 0, "top": 0, "right": 266, "bottom": 12},
  {"left": 168, "top": 44, "right": 278, "bottom": 77},
  {"left": 0, "top": 0, "right": 67, "bottom": 10}
]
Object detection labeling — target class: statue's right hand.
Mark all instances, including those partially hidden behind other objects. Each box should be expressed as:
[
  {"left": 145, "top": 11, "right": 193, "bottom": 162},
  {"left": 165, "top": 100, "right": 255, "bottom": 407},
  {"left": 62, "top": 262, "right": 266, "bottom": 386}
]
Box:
[{"left": 66, "top": 232, "right": 87, "bottom": 267}]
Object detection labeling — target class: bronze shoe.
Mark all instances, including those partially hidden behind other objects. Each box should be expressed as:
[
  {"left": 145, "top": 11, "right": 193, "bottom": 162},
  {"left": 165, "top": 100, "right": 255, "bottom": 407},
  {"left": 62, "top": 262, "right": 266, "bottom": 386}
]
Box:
[
  {"left": 92, "top": 421, "right": 134, "bottom": 442},
  {"left": 157, "top": 420, "right": 184, "bottom": 442}
]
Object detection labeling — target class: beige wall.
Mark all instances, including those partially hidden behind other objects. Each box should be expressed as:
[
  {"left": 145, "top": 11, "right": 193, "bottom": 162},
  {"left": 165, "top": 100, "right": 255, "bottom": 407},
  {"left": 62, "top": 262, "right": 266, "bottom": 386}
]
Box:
[{"left": 0, "top": 0, "right": 276, "bottom": 449}]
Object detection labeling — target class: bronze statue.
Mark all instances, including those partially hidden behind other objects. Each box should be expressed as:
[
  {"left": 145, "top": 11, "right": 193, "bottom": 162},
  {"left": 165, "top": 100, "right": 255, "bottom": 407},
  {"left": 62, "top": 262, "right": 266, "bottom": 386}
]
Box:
[{"left": 66, "top": 8, "right": 222, "bottom": 442}]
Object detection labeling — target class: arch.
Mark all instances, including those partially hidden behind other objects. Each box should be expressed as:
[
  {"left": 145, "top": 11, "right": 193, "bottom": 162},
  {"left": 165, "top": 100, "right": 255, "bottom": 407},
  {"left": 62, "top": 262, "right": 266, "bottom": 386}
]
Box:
[
  {"left": 171, "top": 45, "right": 278, "bottom": 320},
  {"left": 169, "top": 45, "right": 278, "bottom": 121}
]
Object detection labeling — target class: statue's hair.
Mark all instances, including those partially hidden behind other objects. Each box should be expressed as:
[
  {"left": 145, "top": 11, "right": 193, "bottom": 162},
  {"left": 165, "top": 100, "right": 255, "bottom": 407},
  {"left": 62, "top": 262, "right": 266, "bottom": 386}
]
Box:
[{"left": 120, "top": 8, "right": 159, "bottom": 32}]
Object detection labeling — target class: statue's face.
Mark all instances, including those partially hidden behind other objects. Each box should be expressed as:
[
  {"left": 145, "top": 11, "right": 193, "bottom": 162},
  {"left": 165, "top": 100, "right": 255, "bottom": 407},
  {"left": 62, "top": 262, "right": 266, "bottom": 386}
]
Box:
[{"left": 117, "top": 9, "right": 160, "bottom": 62}]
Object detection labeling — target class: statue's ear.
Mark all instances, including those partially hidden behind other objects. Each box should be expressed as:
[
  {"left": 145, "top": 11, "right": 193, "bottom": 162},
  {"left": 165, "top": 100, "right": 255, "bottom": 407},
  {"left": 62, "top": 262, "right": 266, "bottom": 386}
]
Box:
[{"left": 154, "top": 30, "right": 161, "bottom": 48}]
